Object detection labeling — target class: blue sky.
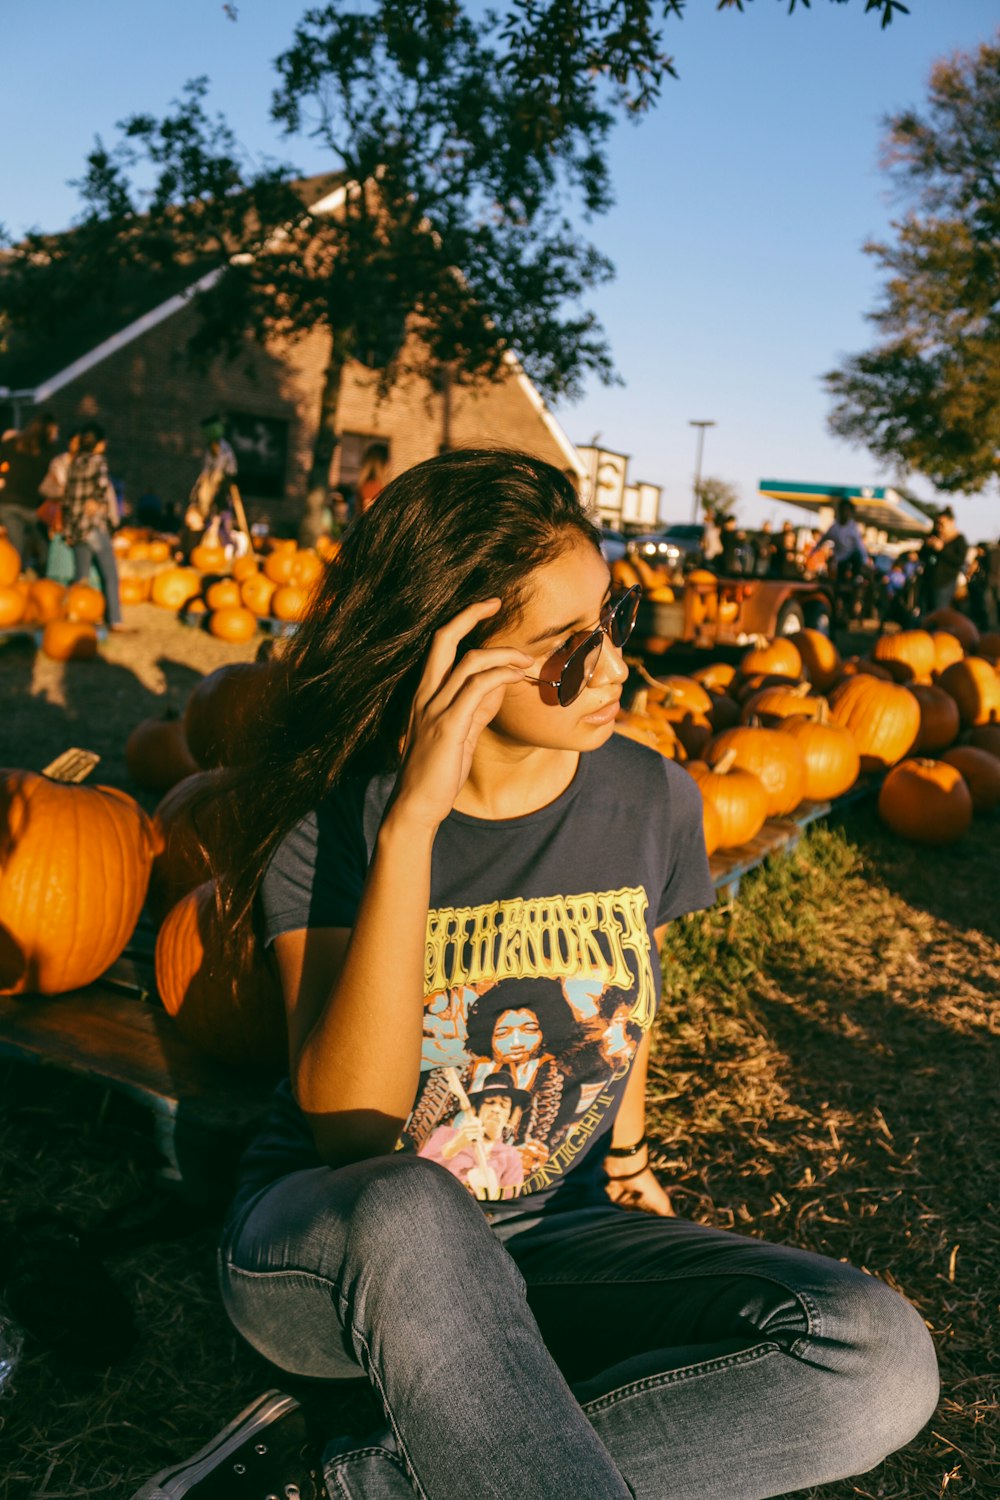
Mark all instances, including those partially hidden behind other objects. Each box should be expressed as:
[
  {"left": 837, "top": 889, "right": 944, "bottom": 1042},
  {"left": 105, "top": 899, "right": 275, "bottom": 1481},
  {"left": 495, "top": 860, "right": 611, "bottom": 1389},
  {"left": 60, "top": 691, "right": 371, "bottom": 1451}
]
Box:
[{"left": 2, "top": 1, "right": 997, "bottom": 537}]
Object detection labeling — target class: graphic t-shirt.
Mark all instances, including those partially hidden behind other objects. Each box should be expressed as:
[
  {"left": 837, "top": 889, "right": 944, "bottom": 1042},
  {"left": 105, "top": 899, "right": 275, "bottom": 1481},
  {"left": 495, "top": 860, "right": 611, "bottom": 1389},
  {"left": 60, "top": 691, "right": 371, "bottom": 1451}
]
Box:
[{"left": 249, "top": 735, "right": 715, "bottom": 1220}]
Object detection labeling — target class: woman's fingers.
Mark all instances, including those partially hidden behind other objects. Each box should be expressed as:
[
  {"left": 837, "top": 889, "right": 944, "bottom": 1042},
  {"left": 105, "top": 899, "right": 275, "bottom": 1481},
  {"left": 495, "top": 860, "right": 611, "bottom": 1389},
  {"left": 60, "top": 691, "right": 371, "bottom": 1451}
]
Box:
[
  {"left": 412, "top": 598, "right": 503, "bottom": 712},
  {"left": 428, "top": 644, "right": 534, "bottom": 714}
]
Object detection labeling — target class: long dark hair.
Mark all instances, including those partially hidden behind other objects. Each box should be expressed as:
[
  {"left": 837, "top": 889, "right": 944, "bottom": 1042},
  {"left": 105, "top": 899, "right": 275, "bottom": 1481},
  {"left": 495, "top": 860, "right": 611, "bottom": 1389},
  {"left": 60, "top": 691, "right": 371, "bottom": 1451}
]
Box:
[{"left": 217, "top": 448, "right": 600, "bottom": 951}]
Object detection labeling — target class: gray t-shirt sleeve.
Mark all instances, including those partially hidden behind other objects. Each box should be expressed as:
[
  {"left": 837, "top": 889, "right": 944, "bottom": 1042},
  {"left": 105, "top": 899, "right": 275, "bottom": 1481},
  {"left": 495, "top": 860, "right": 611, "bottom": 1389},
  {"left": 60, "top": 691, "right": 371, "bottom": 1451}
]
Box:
[
  {"left": 656, "top": 759, "right": 716, "bottom": 926},
  {"left": 259, "top": 784, "right": 369, "bottom": 946}
]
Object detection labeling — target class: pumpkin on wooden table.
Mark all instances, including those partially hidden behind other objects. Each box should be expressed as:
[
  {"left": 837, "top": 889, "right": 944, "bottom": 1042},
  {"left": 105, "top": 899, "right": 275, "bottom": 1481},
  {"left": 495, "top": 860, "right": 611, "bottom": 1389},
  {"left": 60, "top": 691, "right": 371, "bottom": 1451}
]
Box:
[
  {"left": 289, "top": 550, "right": 323, "bottom": 589},
  {"left": 263, "top": 547, "right": 298, "bottom": 586},
  {"left": 700, "top": 794, "right": 722, "bottom": 857},
  {"left": 65, "top": 582, "right": 106, "bottom": 623},
  {"left": 736, "top": 672, "right": 800, "bottom": 704},
  {"left": 149, "top": 768, "right": 239, "bottom": 922},
  {"left": 691, "top": 661, "right": 737, "bottom": 695},
  {"left": 241, "top": 572, "right": 278, "bottom": 617},
  {"left": 930, "top": 632, "right": 965, "bottom": 676},
  {"left": 0, "top": 585, "right": 25, "bottom": 627},
  {"left": 777, "top": 711, "right": 860, "bottom": 802},
  {"left": 0, "top": 770, "right": 154, "bottom": 994},
  {"left": 739, "top": 637, "right": 802, "bottom": 682},
  {"left": 705, "top": 726, "right": 805, "bottom": 818},
  {"left": 151, "top": 567, "right": 202, "bottom": 610},
  {"left": 270, "top": 584, "right": 311, "bottom": 623},
  {"left": 0, "top": 538, "right": 20, "bottom": 588},
  {"left": 208, "top": 605, "right": 257, "bottom": 644},
  {"left": 794, "top": 629, "right": 841, "bottom": 693},
  {"left": 28, "top": 578, "right": 66, "bottom": 622},
  {"left": 205, "top": 577, "right": 243, "bottom": 612},
  {"left": 686, "top": 570, "right": 719, "bottom": 626},
  {"left": 940, "top": 747, "right": 1000, "bottom": 813},
  {"left": 871, "top": 629, "right": 936, "bottom": 684},
  {"left": 183, "top": 661, "right": 273, "bottom": 768},
  {"left": 878, "top": 759, "right": 973, "bottom": 846},
  {"left": 614, "top": 699, "right": 684, "bottom": 760},
  {"left": 836, "top": 656, "right": 893, "bottom": 683},
  {"left": 640, "top": 677, "right": 714, "bottom": 758},
  {"left": 740, "top": 682, "right": 824, "bottom": 727},
  {"left": 937, "top": 657, "right": 1000, "bottom": 727},
  {"left": 828, "top": 675, "right": 920, "bottom": 773},
  {"left": 922, "top": 608, "right": 979, "bottom": 652},
  {"left": 155, "top": 880, "right": 286, "bottom": 1071},
  {"left": 41, "top": 619, "right": 99, "bottom": 661},
  {"left": 125, "top": 711, "right": 200, "bottom": 794},
  {"left": 686, "top": 753, "right": 769, "bottom": 849},
  {"left": 907, "top": 684, "right": 961, "bottom": 755}
]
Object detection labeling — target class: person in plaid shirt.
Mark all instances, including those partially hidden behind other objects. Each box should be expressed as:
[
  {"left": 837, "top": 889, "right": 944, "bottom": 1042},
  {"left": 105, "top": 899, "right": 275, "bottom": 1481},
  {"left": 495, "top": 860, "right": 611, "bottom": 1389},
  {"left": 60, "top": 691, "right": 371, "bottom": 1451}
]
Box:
[{"left": 63, "top": 422, "right": 128, "bottom": 630}]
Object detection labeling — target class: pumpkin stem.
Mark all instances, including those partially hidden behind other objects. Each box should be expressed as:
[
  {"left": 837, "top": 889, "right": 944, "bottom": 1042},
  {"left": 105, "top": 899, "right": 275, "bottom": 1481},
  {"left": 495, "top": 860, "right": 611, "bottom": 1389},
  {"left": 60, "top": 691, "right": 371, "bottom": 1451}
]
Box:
[
  {"left": 632, "top": 659, "right": 666, "bottom": 693},
  {"left": 631, "top": 687, "right": 650, "bottom": 715},
  {"left": 42, "top": 748, "right": 100, "bottom": 783},
  {"left": 711, "top": 748, "right": 739, "bottom": 775},
  {"left": 815, "top": 699, "right": 830, "bottom": 724}
]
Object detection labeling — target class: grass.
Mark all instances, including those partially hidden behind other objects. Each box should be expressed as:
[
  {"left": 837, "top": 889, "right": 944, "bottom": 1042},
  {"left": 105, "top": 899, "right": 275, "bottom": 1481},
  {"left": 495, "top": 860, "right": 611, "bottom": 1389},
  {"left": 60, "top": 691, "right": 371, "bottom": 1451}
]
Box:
[{"left": 1, "top": 811, "right": 997, "bottom": 1498}]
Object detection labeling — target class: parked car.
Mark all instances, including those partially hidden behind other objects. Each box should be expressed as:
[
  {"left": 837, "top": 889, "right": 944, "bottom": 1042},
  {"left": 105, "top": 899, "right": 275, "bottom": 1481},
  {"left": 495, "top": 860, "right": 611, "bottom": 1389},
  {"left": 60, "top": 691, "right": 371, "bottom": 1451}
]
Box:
[{"left": 599, "top": 527, "right": 629, "bottom": 563}]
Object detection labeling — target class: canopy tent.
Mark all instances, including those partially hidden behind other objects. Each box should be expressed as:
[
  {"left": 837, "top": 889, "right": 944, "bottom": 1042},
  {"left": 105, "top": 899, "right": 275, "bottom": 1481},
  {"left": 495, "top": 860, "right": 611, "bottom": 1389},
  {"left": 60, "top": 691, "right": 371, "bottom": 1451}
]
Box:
[{"left": 758, "top": 480, "right": 933, "bottom": 539}]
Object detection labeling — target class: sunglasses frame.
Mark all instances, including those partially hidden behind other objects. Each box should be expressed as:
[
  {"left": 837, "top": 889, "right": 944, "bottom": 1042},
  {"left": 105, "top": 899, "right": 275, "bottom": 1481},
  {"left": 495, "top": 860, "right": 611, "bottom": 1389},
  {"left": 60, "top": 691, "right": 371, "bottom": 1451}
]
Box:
[{"left": 522, "top": 585, "right": 641, "bottom": 707}]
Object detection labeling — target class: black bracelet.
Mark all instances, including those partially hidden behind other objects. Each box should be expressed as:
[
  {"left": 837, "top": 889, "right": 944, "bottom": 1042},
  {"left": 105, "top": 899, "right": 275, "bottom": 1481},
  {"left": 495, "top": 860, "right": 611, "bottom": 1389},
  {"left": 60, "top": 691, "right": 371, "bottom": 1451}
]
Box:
[
  {"left": 606, "top": 1159, "right": 653, "bottom": 1181},
  {"left": 606, "top": 1134, "right": 648, "bottom": 1159}
]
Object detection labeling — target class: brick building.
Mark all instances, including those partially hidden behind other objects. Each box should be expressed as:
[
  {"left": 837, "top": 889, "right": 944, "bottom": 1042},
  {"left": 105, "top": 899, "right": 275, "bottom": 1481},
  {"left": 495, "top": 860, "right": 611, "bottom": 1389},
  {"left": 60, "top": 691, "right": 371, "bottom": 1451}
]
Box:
[{"left": 0, "top": 181, "right": 583, "bottom": 526}]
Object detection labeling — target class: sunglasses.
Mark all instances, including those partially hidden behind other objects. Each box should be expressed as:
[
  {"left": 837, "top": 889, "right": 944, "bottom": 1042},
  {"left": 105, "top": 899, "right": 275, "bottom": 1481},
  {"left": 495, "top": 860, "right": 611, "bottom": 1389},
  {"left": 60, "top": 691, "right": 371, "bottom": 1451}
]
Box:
[{"left": 522, "top": 585, "right": 641, "bottom": 707}]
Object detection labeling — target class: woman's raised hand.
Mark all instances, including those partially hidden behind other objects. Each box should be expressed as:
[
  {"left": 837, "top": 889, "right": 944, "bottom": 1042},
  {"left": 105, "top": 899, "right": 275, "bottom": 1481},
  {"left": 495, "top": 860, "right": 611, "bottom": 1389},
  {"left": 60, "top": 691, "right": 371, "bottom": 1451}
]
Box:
[{"left": 393, "top": 599, "right": 534, "bottom": 831}]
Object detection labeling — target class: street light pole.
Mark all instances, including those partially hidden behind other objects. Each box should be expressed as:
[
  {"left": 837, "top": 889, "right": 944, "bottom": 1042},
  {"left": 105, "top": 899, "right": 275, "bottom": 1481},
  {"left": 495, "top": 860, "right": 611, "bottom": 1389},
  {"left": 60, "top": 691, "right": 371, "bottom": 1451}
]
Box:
[{"left": 689, "top": 419, "right": 716, "bottom": 523}]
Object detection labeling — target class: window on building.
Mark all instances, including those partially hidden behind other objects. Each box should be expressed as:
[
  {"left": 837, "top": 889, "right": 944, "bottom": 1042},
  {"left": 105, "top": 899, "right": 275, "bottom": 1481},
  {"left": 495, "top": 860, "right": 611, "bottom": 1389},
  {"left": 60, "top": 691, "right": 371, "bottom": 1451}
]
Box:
[{"left": 226, "top": 412, "right": 289, "bottom": 500}]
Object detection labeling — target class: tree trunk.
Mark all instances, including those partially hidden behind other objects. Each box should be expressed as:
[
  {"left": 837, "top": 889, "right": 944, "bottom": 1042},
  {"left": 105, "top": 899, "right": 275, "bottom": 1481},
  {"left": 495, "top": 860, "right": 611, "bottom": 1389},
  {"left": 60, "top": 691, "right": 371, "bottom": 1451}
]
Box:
[{"left": 299, "top": 339, "right": 347, "bottom": 546}]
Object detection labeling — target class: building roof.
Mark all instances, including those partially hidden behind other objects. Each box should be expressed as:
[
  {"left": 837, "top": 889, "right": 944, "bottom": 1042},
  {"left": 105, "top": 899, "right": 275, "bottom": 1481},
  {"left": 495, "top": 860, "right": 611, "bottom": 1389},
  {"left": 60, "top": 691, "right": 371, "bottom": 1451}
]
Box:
[{"left": 758, "top": 479, "right": 933, "bottom": 538}]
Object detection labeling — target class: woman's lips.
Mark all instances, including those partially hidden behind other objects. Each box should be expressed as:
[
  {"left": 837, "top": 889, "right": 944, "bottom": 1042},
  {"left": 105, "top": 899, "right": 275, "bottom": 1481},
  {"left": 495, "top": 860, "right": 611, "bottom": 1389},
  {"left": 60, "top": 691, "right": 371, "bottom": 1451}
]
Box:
[{"left": 581, "top": 697, "right": 621, "bottom": 725}]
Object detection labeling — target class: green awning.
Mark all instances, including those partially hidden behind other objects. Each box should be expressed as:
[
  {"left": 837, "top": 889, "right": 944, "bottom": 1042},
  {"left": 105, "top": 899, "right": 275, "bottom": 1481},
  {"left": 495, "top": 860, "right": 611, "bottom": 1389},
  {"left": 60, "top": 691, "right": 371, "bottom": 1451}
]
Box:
[{"left": 758, "top": 480, "right": 933, "bottom": 538}]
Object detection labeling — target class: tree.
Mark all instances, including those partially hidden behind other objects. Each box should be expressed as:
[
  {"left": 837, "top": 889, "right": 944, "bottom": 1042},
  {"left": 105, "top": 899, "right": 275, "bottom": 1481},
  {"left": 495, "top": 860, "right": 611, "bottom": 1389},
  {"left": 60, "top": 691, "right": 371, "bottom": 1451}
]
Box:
[
  {"left": 825, "top": 34, "right": 1000, "bottom": 495},
  {"left": 695, "top": 476, "right": 740, "bottom": 519}
]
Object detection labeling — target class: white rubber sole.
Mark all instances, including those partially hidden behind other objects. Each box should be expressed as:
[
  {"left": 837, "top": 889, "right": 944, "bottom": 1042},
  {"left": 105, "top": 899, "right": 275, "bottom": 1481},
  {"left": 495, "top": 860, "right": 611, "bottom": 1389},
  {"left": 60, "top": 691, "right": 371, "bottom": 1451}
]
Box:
[{"left": 131, "top": 1389, "right": 301, "bottom": 1499}]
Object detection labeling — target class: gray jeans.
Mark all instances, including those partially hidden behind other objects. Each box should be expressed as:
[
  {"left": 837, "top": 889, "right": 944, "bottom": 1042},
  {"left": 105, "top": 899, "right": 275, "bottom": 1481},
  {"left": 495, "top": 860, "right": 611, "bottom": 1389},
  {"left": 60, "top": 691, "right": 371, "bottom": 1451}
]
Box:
[
  {"left": 72, "top": 527, "right": 121, "bottom": 625},
  {"left": 219, "top": 1155, "right": 938, "bottom": 1500}
]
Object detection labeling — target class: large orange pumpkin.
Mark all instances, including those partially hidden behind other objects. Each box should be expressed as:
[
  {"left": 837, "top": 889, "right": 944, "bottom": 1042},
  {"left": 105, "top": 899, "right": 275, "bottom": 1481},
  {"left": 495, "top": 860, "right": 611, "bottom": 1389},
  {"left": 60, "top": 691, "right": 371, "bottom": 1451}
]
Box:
[
  {"left": 828, "top": 676, "right": 920, "bottom": 773},
  {"left": 794, "top": 629, "right": 841, "bottom": 693},
  {"left": 183, "top": 662, "right": 272, "bottom": 768},
  {"left": 686, "top": 754, "right": 769, "bottom": 849},
  {"left": 737, "top": 672, "right": 800, "bottom": 704},
  {"left": 190, "top": 542, "right": 229, "bottom": 574},
  {"left": 691, "top": 661, "right": 737, "bottom": 695},
  {"left": 647, "top": 675, "right": 713, "bottom": 716},
  {"left": 28, "top": 578, "right": 66, "bottom": 622},
  {"left": 240, "top": 572, "right": 278, "bottom": 617},
  {"left": 270, "top": 584, "right": 310, "bottom": 623},
  {"left": 837, "top": 656, "right": 893, "bottom": 683},
  {"left": 930, "top": 632, "right": 965, "bottom": 676},
  {"left": 907, "top": 684, "right": 961, "bottom": 755},
  {"left": 871, "top": 629, "right": 936, "bottom": 684},
  {"left": 205, "top": 578, "right": 243, "bottom": 612},
  {"left": 740, "top": 637, "right": 802, "bottom": 681},
  {"left": 923, "top": 608, "right": 979, "bottom": 651},
  {"left": 147, "top": 539, "right": 172, "bottom": 563},
  {"left": 610, "top": 559, "right": 643, "bottom": 593},
  {"left": 149, "top": 769, "right": 238, "bottom": 923},
  {"left": 41, "top": 620, "right": 99, "bottom": 661},
  {"left": 155, "top": 880, "right": 287, "bottom": 1071},
  {"left": 705, "top": 726, "right": 805, "bottom": 817},
  {"left": 941, "top": 746, "right": 1000, "bottom": 813},
  {"left": 0, "top": 538, "right": 20, "bottom": 587},
  {"left": 65, "top": 583, "right": 106, "bottom": 623},
  {"left": 151, "top": 567, "right": 202, "bottom": 610},
  {"left": 0, "top": 585, "right": 25, "bottom": 626},
  {"left": 125, "top": 713, "right": 200, "bottom": 794},
  {"left": 700, "top": 795, "right": 722, "bottom": 858},
  {"left": 0, "top": 772, "right": 154, "bottom": 994},
  {"left": 231, "top": 554, "right": 260, "bottom": 583},
  {"left": 878, "top": 759, "right": 973, "bottom": 846},
  {"left": 263, "top": 549, "right": 297, "bottom": 585},
  {"left": 777, "top": 714, "right": 860, "bottom": 802},
  {"left": 614, "top": 706, "right": 683, "bottom": 760},
  {"left": 289, "top": 549, "right": 324, "bottom": 588},
  {"left": 740, "top": 682, "right": 823, "bottom": 726},
  {"left": 208, "top": 606, "right": 257, "bottom": 643},
  {"left": 937, "top": 657, "right": 1000, "bottom": 727}
]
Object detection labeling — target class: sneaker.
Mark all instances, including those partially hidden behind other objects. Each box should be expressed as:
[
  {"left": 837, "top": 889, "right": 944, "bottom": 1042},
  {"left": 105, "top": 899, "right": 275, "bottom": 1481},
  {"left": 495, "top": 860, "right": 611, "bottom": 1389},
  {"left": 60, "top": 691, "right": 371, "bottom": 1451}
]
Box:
[{"left": 131, "top": 1390, "right": 324, "bottom": 1499}]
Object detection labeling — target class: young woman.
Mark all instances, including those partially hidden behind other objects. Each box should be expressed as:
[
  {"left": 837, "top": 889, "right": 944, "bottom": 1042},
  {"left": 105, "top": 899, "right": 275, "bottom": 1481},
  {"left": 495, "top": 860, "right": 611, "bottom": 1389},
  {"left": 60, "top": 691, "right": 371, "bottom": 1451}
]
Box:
[{"left": 135, "top": 450, "right": 937, "bottom": 1500}]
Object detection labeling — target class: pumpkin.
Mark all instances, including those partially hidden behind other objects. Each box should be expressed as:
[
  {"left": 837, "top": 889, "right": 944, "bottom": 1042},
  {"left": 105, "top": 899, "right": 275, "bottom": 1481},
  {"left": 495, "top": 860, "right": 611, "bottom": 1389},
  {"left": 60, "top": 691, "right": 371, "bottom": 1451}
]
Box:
[
  {"left": 149, "top": 769, "right": 237, "bottom": 923},
  {"left": 263, "top": 549, "right": 297, "bottom": 585},
  {"left": 740, "top": 637, "right": 802, "bottom": 681},
  {"left": 190, "top": 542, "right": 228, "bottom": 574},
  {"left": 686, "top": 753, "right": 769, "bottom": 849},
  {"left": 151, "top": 567, "right": 202, "bottom": 610},
  {"left": 65, "top": 583, "right": 106, "bottom": 623},
  {"left": 931, "top": 632, "right": 966, "bottom": 676},
  {"left": 647, "top": 675, "right": 713, "bottom": 716},
  {"left": 794, "top": 629, "right": 841, "bottom": 693},
  {"left": 691, "top": 661, "right": 737, "bottom": 694},
  {"left": 128, "top": 541, "right": 152, "bottom": 562},
  {"left": 647, "top": 585, "right": 675, "bottom": 604},
  {"left": 705, "top": 726, "right": 805, "bottom": 817},
  {"left": 28, "top": 578, "right": 66, "bottom": 622},
  {"left": 610, "top": 559, "right": 643, "bottom": 593},
  {"left": 828, "top": 676, "right": 920, "bottom": 774},
  {"left": 125, "top": 712, "right": 200, "bottom": 794},
  {"left": 740, "top": 682, "right": 823, "bottom": 726},
  {"left": 940, "top": 747, "right": 1000, "bottom": 813},
  {"left": 41, "top": 620, "right": 99, "bottom": 661},
  {"left": 119, "top": 574, "right": 151, "bottom": 605},
  {"left": 0, "top": 585, "right": 25, "bottom": 626},
  {"left": 270, "top": 584, "right": 310, "bottom": 623},
  {"left": 878, "top": 758, "right": 973, "bottom": 846},
  {"left": 700, "top": 795, "right": 722, "bottom": 858},
  {"left": 737, "top": 672, "right": 800, "bottom": 704},
  {"left": 183, "top": 596, "right": 208, "bottom": 617},
  {"left": 968, "top": 725, "right": 1000, "bottom": 760},
  {"left": 183, "top": 662, "right": 272, "bottom": 768},
  {"left": 974, "top": 631, "right": 1000, "bottom": 664},
  {"left": 0, "top": 771, "right": 154, "bottom": 994},
  {"left": 871, "top": 629, "right": 936, "bottom": 684},
  {"left": 707, "top": 693, "right": 741, "bottom": 732},
  {"left": 205, "top": 578, "right": 243, "bottom": 612},
  {"left": 615, "top": 710, "right": 683, "bottom": 760},
  {"left": 147, "top": 539, "right": 172, "bottom": 563},
  {"left": 316, "top": 535, "right": 341, "bottom": 562},
  {"left": 241, "top": 572, "right": 278, "bottom": 617},
  {"left": 629, "top": 554, "right": 669, "bottom": 593},
  {"left": 837, "top": 656, "right": 893, "bottom": 683},
  {"left": 937, "top": 657, "right": 1000, "bottom": 728},
  {"left": 155, "top": 880, "right": 286, "bottom": 1071},
  {"left": 0, "top": 538, "right": 21, "bottom": 588},
  {"left": 906, "top": 684, "right": 961, "bottom": 754},
  {"left": 778, "top": 714, "right": 860, "bottom": 802},
  {"left": 686, "top": 571, "right": 718, "bottom": 626},
  {"left": 208, "top": 605, "right": 257, "bottom": 643},
  {"left": 20, "top": 595, "right": 41, "bottom": 626},
  {"left": 231, "top": 554, "right": 260, "bottom": 583},
  {"left": 923, "top": 608, "right": 979, "bottom": 651}
]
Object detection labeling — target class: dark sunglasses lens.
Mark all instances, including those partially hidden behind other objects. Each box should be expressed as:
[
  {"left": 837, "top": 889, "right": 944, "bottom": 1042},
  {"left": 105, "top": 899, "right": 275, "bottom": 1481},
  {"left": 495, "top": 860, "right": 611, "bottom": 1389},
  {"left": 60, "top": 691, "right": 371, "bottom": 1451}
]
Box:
[
  {"left": 559, "top": 631, "right": 603, "bottom": 706},
  {"left": 609, "top": 588, "right": 640, "bottom": 648}
]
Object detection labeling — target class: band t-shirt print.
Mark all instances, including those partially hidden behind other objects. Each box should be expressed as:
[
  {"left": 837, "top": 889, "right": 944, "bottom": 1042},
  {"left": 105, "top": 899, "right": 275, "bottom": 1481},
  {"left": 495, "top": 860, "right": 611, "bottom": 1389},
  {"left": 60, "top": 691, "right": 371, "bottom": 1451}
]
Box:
[{"left": 261, "top": 735, "right": 715, "bottom": 1217}]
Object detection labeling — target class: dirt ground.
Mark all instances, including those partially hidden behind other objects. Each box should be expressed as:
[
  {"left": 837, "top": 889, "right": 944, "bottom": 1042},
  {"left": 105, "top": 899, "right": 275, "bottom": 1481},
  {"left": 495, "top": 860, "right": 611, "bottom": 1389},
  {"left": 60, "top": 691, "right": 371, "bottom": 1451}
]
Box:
[{"left": 0, "top": 611, "right": 998, "bottom": 1498}]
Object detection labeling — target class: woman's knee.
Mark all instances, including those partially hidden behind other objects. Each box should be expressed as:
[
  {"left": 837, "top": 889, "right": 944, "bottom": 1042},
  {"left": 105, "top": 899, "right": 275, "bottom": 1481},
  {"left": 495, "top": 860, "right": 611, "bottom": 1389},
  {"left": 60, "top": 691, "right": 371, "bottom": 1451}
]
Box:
[{"left": 343, "top": 1154, "right": 501, "bottom": 1269}]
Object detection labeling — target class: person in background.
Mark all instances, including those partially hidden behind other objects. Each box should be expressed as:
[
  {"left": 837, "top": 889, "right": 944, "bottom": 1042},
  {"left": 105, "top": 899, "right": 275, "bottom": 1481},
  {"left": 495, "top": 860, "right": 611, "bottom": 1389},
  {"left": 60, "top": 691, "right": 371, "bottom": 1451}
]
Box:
[
  {"left": 62, "top": 422, "right": 129, "bottom": 631},
  {"left": 919, "top": 508, "right": 968, "bottom": 617},
  {"left": 0, "top": 412, "right": 59, "bottom": 571},
  {"left": 752, "top": 519, "right": 775, "bottom": 577},
  {"left": 986, "top": 539, "right": 1000, "bottom": 631},
  {"left": 184, "top": 416, "right": 249, "bottom": 557},
  {"left": 355, "top": 441, "right": 390, "bottom": 515},
  {"left": 816, "top": 500, "right": 870, "bottom": 577},
  {"left": 966, "top": 544, "right": 993, "bottom": 632},
  {"left": 700, "top": 506, "right": 722, "bottom": 564},
  {"left": 777, "top": 520, "right": 801, "bottom": 579},
  {"left": 802, "top": 527, "right": 829, "bottom": 576},
  {"left": 718, "top": 514, "right": 745, "bottom": 574}
]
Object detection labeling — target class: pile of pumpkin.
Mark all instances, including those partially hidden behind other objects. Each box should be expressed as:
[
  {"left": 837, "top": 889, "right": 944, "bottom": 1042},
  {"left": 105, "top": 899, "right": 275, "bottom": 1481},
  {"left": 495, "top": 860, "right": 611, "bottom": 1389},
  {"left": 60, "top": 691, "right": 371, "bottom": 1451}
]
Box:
[
  {"left": 0, "top": 535, "right": 117, "bottom": 660},
  {"left": 614, "top": 614, "right": 1000, "bottom": 852},
  {"left": 115, "top": 531, "right": 336, "bottom": 643}
]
